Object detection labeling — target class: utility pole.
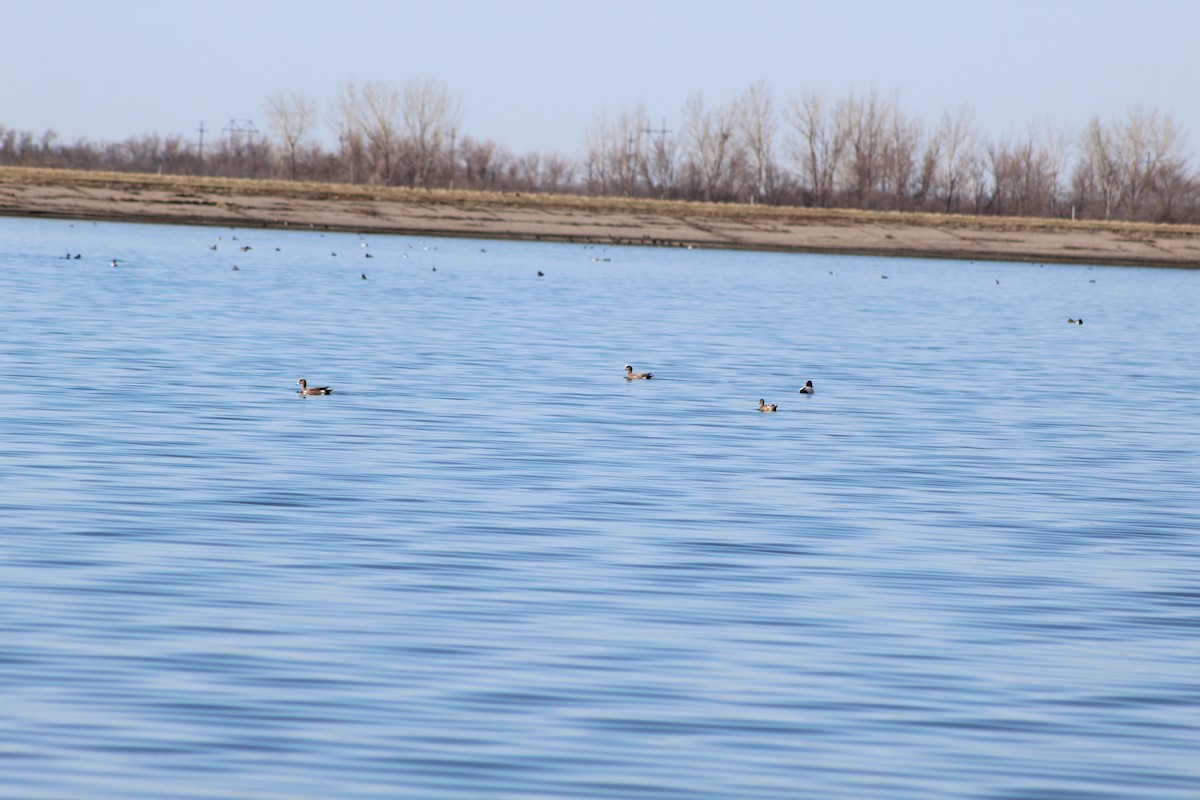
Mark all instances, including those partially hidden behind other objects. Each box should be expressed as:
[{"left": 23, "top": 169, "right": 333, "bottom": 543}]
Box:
[
  {"left": 197, "top": 121, "right": 207, "bottom": 162},
  {"left": 642, "top": 118, "right": 671, "bottom": 139},
  {"left": 641, "top": 118, "right": 672, "bottom": 198},
  {"left": 626, "top": 132, "right": 637, "bottom": 195},
  {"left": 223, "top": 119, "right": 259, "bottom": 151},
  {"left": 222, "top": 120, "right": 259, "bottom": 176}
]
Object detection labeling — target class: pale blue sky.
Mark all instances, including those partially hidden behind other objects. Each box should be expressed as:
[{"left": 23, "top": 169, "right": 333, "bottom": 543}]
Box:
[{"left": 2, "top": 0, "right": 1195, "bottom": 159}]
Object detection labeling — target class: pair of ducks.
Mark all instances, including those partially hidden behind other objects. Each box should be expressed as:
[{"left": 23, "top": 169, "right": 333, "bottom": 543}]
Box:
[
  {"left": 759, "top": 381, "right": 815, "bottom": 412},
  {"left": 624, "top": 365, "right": 813, "bottom": 412}
]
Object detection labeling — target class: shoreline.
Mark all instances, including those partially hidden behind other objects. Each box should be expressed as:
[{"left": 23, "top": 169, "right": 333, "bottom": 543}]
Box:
[{"left": 3, "top": 167, "right": 1200, "bottom": 268}]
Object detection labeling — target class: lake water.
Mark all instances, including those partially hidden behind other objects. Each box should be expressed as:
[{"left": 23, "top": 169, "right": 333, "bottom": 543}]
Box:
[{"left": 1, "top": 216, "right": 1197, "bottom": 799}]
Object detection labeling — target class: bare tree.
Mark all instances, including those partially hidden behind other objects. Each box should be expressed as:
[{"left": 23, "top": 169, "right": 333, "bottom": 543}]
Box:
[
  {"left": 584, "top": 105, "right": 649, "bottom": 196},
  {"left": 931, "top": 105, "right": 980, "bottom": 213},
  {"left": 641, "top": 130, "right": 678, "bottom": 199},
  {"left": 881, "top": 103, "right": 923, "bottom": 209},
  {"left": 583, "top": 113, "right": 616, "bottom": 194},
  {"left": 836, "top": 89, "right": 893, "bottom": 208},
  {"left": 1118, "top": 106, "right": 1186, "bottom": 219},
  {"left": 1152, "top": 160, "right": 1199, "bottom": 222},
  {"left": 264, "top": 90, "right": 317, "bottom": 180},
  {"left": 682, "top": 94, "right": 740, "bottom": 201},
  {"left": 401, "top": 77, "right": 461, "bottom": 188},
  {"left": 987, "top": 123, "right": 1067, "bottom": 217},
  {"left": 541, "top": 152, "right": 577, "bottom": 193},
  {"left": 1073, "top": 117, "right": 1124, "bottom": 220},
  {"left": 458, "top": 136, "right": 511, "bottom": 190},
  {"left": 335, "top": 81, "right": 403, "bottom": 184},
  {"left": 735, "top": 80, "right": 778, "bottom": 203},
  {"left": 786, "top": 89, "right": 844, "bottom": 206}
]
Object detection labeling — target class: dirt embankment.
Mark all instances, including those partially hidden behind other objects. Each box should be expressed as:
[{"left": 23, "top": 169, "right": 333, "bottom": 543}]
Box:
[{"left": 3, "top": 167, "right": 1199, "bottom": 268}]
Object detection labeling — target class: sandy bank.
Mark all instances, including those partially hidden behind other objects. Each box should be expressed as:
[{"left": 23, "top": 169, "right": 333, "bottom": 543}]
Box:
[{"left": 3, "top": 168, "right": 1199, "bottom": 268}]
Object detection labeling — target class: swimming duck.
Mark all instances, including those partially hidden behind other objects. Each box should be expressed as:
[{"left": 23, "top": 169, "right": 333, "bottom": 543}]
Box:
[
  {"left": 758, "top": 399, "right": 778, "bottom": 412},
  {"left": 297, "top": 379, "right": 333, "bottom": 396},
  {"left": 624, "top": 365, "right": 653, "bottom": 380},
  {"left": 798, "top": 380, "right": 815, "bottom": 394},
  {"left": 1067, "top": 318, "right": 1083, "bottom": 325}
]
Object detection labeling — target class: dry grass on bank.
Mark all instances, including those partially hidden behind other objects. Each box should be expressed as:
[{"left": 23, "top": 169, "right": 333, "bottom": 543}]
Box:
[{"left": 5, "top": 165, "right": 1200, "bottom": 240}]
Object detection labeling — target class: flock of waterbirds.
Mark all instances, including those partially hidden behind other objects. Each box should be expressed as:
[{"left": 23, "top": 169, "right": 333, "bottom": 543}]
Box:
[
  {"left": 618, "top": 364, "right": 815, "bottom": 412},
  {"left": 57, "top": 225, "right": 1089, "bottom": 410},
  {"left": 297, "top": 368, "right": 816, "bottom": 411}
]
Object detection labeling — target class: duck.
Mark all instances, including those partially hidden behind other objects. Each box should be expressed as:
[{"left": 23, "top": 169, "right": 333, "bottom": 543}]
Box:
[
  {"left": 758, "top": 399, "right": 778, "bottom": 412},
  {"left": 297, "top": 378, "right": 333, "bottom": 396},
  {"left": 624, "top": 365, "right": 653, "bottom": 380},
  {"left": 798, "top": 380, "right": 815, "bottom": 394},
  {"left": 1067, "top": 318, "right": 1083, "bottom": 325}
]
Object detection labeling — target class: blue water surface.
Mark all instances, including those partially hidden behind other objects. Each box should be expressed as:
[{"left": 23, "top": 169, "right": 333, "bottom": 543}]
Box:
[{"left": 1, "top": 217, "right": 1197, "bottom": 799}]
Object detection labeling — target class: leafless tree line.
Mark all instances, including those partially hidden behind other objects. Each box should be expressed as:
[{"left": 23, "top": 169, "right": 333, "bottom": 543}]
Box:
[{"left": 3, "top": 80, "right": 1198, "bottom": 223}]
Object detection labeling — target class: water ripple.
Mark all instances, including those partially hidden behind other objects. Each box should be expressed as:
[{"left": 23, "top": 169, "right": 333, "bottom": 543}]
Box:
[{"left": 1, "top": 219, "right": 1198, "bottom": 799}]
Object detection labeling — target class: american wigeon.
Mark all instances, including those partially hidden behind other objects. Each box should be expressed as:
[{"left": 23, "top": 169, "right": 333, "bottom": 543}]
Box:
[
  {"left": 624, "top": 365, "right": 653, "bottom": 380},
  {"left": 798, "top": 380, "right": 814, "bottom": 394},
  {"left": 758, "top": 399, "right": 778, "bottom": 412},
  {"left": 297, "top": 379, "right": 333, "bottom": 396}
]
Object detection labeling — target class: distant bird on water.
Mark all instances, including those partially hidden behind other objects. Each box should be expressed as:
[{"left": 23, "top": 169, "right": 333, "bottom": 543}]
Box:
[
  {"left": 758, "top": 399, "right": 778, "bottom": 412},
  {"left": 798, "top": 380, "right": 815, "bottom": 395},
  {"left": 625, "top": 365, "right": 652, "bottom": 380},
  {"left": 297, "top": 379, "right": 333, "bottom": 396},
  {"left": 1067, "top": 318, "right": 1083, "bottom": 325}
]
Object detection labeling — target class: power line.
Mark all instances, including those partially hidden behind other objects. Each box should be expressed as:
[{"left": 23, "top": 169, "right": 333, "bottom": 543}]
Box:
[
  {"left": 642, "top": 118, "right": 671, "bottom": 138},
  {"left": 223, "top": 119, "right": 259, "bottom": 150}
]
